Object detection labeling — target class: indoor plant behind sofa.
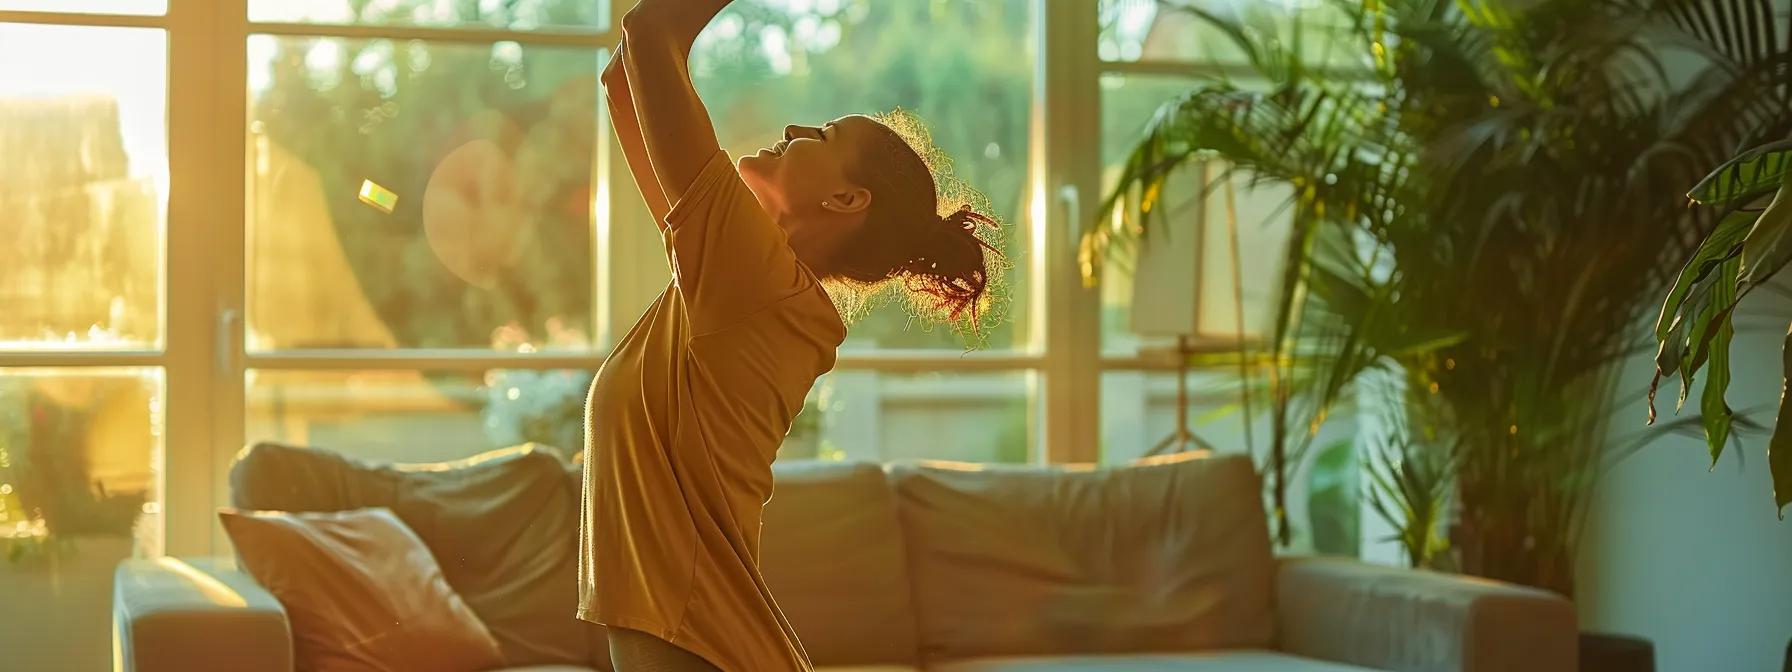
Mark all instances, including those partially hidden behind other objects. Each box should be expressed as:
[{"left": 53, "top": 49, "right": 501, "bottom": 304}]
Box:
[{"left": 115, "top": 443, "right": 1576, "bottom": 671}]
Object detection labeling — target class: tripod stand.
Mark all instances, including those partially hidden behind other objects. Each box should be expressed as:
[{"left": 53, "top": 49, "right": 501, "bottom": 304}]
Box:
[{"left": 1145, "top": 334, "right": 1218, "bottom": 457}]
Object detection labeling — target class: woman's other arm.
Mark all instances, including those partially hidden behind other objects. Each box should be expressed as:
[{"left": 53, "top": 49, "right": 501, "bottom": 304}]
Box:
[
  {"left": 615, "top": 0, "right": 733, "bottom": 203},
  {"left": 600, "top": 41, "right": 673, "bottom": 227}
]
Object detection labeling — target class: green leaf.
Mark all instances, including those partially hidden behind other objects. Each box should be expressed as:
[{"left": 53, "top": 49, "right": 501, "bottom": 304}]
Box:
[
  {"left": 1687, "top": 138, "right": 1792, "bottom": 205},
  {"left": 1677, "top": 257, "right": 1743, "bottom": 410},
  {"left": 1740, "top": 180, "right": 1792, "bottom": 294},
  {"left": 1653, "top": 208, "right": 1755, "bottom": 341},
  {"left": 1774, "top": 325, "right": 1792, "bottom": 516},
  {"left": 1700, "top": 314, "right": 1734, "bottom": 467}
]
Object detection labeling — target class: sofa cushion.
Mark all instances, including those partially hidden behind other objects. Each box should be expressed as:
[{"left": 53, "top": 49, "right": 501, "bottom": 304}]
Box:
[
  {"left": 889, "top": 453, "right": 1276, "bottom": 661},
  {"left": 927, "top": 651, "right": 1380, "bottom": 672},
  {"left": 229, "top": 442, "right": 604, "bottom": 669},
  {"left": 762, "top": 460, "right": 919, "bottom": 667},
  {"left": 217, "top": 507, "right": 504, "bottom": 672}
]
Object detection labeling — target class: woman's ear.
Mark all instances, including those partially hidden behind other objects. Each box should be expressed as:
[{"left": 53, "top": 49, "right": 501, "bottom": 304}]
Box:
[{"left": 822, "top": 186, "right": 873, "bottom": 214}]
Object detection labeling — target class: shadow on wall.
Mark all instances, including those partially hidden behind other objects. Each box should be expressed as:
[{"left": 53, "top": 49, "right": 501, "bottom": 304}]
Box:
[{"left": 1579, "top": 280, "right": 1792, "bottom": 672}]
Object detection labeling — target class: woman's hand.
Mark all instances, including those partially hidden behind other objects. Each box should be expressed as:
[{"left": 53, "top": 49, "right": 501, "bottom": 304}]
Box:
[{"left": 620, "top": 0, "right": 731, "bottom": 48}]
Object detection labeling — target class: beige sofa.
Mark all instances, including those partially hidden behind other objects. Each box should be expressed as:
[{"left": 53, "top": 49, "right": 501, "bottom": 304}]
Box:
[{"left": 113, "top": 444, "right": 1576, "bottom": 672}]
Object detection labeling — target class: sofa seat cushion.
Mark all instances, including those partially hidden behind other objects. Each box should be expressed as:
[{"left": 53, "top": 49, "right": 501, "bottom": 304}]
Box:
[
  {"left": 762, "top": 460, "right": 919, "bottom": 667},
  {"left": 229, "top": 442, "right": 600, "bottom": 668},
  {"left": 814, "top": 667, "right": 922, "bottom": 672},
  {"left": 890, "top": 453, "right": 1276, "bottom": 661},
  {"left": 927, "top": 651, "right": 1382, "bottom": 672}
]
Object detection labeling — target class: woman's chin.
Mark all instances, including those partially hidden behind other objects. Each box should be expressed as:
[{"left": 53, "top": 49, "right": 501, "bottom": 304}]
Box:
[{"left": 737, "top": 151, "right": 772, "bottom": 173}]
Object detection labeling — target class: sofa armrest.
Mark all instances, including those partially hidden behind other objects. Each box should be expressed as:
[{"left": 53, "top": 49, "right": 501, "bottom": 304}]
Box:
[
  {"left": 114, "top": 557, "right": 293, "bottom": 672},
  {"left": 1275, "top": 557, "right": 1576, "bottom": 672}
]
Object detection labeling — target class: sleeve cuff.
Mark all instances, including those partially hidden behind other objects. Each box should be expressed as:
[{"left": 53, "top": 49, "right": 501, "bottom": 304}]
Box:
[{"left": 662, "top": 150, "right": 736, "bottom": 232}]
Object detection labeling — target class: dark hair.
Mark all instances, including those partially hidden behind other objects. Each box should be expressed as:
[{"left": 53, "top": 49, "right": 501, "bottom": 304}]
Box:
[{"left": 831, "top": 112, "right": 1001, "bottom": 336}]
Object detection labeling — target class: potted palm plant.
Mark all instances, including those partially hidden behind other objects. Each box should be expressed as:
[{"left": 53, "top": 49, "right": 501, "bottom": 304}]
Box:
[{"left": 1089, "top": 0, "right": 1792, "bottom": 598}]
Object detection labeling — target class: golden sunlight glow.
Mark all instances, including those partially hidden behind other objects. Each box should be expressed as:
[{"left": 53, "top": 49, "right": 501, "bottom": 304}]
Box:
[
  {"left": 916, "top": 459, "right": 987, "bottom": 472},
  {"left": 0, "top": 24, "right": 167, "bottom": 349},
  {"left": 153, "top": 558, "right": 247, "bottom": 609},
  {"left": 1132, "top": 450, "right": 1213, "bottom": 467},
  {"left": 393, "top": 444, "right": 532, "bottom": 472}
]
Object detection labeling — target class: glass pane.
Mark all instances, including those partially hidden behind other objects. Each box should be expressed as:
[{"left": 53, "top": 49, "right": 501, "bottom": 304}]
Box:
[
  {"left": 247, "top": 37, "right": 603, "bottom": 351},
  {"left": 0, "top": 25, "right": 166, "bottom": 350},
  {"left": 689, "top": 0, "right": 1035, "bottom": 351},
  {"left": 782, "top": 370, "right": 1036, "bottom": 464},
  {"left": 248, "top": 368, "right": 592, "bottom": 464},
  {"left": 1098, "top": 73, "right": 1292, "bottom": 355},
  {"left": 250, "top": 0, "right": 607, "bottom": 31},
  {"left": 0, "top": 0, "right": 163, "bottom": 14},
  {"left": 0, "top": 368, "right": 163, "bottom": 672},
  {"left": 1098, "top": 0, "right": 1359, "bottom": 66},
  {"left": 1099, "top": 369, "right": 1359, "bottom": 556},
  {"left": 1099, "top": 369, "right": 1253, "bottom": 465},
  {"left": 250, "top": 368, "right": 1035, "bottom": 466}
]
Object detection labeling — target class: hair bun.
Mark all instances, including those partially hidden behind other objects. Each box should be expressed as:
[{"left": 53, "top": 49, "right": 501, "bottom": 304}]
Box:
[
  {"left": 898, "top": 204, "right": 1000, "bottom": 329},
  {"left": 942, "top": 204, "right": 997, "bottom": 234}
]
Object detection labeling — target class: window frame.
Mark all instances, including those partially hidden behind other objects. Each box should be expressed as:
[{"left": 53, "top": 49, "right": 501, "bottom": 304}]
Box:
[
  {"left": 1092, "top": 10, "right": 1293, "bottom": 463},
  {"left": 0, "top": 0, "right": 1219, "bottom": 557}
]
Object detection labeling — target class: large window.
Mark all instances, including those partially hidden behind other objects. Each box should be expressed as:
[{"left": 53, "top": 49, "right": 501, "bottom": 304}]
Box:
[
  {"left": 0, "top": 2, "right": 1326, "bottom": 662},
  {"left": 692, "top": 0, "right": 1035, "bottom": 352},
  {"left": 1095, "top": 2, "right": 1295, "bottom": 463},
  {"left": 684, "top": 0, "right": 1042, "bottom": 463},
  {"left": 0, "top": 17, "right": 170, "bottom": 670},
  {"left": 1095, "top": 0, "right": 1361, "bottom": 553}
]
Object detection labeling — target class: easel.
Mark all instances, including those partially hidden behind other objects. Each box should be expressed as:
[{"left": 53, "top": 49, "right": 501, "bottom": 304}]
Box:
[
  {"left": 1141, "top": 160, "right": 1246, "bottom": 458},
  {"left": 1145, "top": 334, "right": 1218, "bottom": 456}
]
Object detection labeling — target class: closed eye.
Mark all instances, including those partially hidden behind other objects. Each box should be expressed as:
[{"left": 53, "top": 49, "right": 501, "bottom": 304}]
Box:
[{"left": 787, "top": 125, "right": 826, "bottom": 143}]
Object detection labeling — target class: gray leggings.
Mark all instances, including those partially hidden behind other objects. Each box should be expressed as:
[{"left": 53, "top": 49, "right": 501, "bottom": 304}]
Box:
[{"left": 607, "top": 627, "right": 721, "bottom": 672}]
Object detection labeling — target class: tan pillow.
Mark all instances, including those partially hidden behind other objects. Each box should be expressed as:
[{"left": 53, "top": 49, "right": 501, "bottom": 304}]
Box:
[
  {"left": 230, "top": 442, "right": 603, "bottom": 667},
  {"left": 218, "top": 507, "right": 504, "bottom": 672}
]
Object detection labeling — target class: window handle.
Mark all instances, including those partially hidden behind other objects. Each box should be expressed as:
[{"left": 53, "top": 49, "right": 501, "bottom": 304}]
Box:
[
  {"left": 1058, "top": 184, "right": 1082, "bottom": 241},
  {"left": 217, "top": 308, "right": 241, "bottom": 371}
]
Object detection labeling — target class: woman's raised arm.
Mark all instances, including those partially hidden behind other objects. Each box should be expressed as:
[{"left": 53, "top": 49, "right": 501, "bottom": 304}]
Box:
[
  {"left": 615, "top": 0, "right": 733, "bottom": 205},
  {"left": 601, "top": 41, "right": 672, "bottom": 227}
]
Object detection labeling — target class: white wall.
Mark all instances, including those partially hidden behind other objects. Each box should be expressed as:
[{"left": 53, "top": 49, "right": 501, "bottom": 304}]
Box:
[{"left": 1579, "top": 286, "right": 1792, "bottom": 672}]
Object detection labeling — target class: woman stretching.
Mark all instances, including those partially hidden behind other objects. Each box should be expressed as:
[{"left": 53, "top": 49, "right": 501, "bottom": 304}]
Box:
[{"left": 579, "top": 1, "right": 1000, "bottom": 670}]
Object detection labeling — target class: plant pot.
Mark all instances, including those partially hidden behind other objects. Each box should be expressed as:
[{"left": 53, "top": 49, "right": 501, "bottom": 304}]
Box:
[
  {"left": 0, "top": 535, "right": 136, "bottom": 671},
  {"left": 1580, "top": 632, "right": 1655, "bottom": 672}
]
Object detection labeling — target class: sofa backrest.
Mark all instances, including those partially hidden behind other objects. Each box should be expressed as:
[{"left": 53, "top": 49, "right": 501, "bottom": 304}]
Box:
[
  {"left": 760, "top": 460, "right": 919, "bottom": 667},
  {"left": 887, "top": 452, "right": 1276, "bottom": 662},
  {"left": 229, "top": 442, "right": 607, "bottom": 670}
]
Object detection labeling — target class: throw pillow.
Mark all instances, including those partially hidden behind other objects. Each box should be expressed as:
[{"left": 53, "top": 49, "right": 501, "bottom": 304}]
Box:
[{"left": 218, "top": 507, "right": 504, "bottom": 672}]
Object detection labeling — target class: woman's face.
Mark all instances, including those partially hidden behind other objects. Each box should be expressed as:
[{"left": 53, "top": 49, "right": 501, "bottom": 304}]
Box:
[{"left": 737, "top": 114, "right": 883, "bottom": 227}]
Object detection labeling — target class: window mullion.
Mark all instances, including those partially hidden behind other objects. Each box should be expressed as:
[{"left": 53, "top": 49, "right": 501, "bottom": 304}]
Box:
[
  {"left": 245, "top": 351, "right": 610, "bottom": 371},
  {"left": 164, "top": 0, "right": 247, "bottom": 557},
  {"left": 247, "top": 21, "right": 616, "bottom": 48},
  {"left": 0, "top": 9, "right": 164, "bottom": 28},
  {"left": 1036, "top": 0, "right": 1103, "bottom": 465}
]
